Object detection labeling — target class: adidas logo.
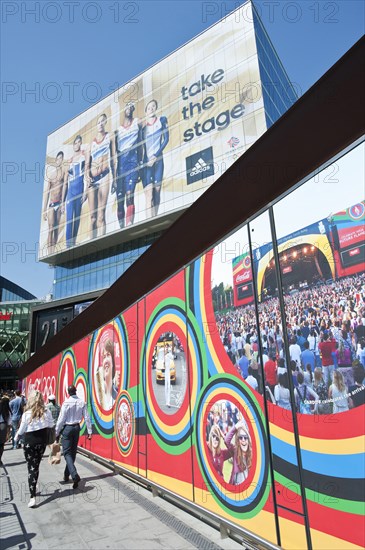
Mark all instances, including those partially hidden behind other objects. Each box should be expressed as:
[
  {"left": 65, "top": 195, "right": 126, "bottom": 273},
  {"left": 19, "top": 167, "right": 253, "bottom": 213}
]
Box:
[
  {"left": 190, "top": 158, "right": 210, "bottom": 176},
  {"left": 186, "top": 147, "right": 214, "bottom": 184}
]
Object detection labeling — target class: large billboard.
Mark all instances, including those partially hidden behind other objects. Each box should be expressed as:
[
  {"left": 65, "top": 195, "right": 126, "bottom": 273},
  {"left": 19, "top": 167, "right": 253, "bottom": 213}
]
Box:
[{"left": 39, "top": 1, "right": 266, "bottom": 261}]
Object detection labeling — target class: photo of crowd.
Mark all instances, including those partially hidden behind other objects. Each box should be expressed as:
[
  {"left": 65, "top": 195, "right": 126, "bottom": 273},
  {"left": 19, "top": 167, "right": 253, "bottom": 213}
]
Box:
[
  {"left": 214, "top": 272, "right": 365, "bottom": 415},
  {"left": 205, "top": 400, "right": 252, "bottom": 485}
]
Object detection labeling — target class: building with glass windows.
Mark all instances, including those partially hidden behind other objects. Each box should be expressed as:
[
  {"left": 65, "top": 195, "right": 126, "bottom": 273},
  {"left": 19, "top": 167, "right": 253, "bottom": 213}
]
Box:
[
  {"left": 40, "top": 1, "right": 297, "bottom": 302},
  {"left": 52, "top": 231, "right": 163, "bottom": 299},
  {"left": 0, "top": 278, "right": 40, "bottom": 388},
  {"left": 0, "top": 276, "right": 37, "bottom": 303}
]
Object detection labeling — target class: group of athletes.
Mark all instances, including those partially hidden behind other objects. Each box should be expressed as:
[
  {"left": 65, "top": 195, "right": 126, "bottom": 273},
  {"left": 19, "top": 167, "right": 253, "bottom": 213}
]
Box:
[{"left": 43, "top": 100, "right": 169, "bottom": 254}]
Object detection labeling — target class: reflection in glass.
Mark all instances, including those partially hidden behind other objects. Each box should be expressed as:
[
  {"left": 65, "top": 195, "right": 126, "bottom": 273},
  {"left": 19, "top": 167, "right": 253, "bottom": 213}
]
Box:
[
  {"left": 249, "top": 211, "right": 286, "bottom": 408},
  {"left": 211, "top": 226, "right": 263, "bottom": 393}
]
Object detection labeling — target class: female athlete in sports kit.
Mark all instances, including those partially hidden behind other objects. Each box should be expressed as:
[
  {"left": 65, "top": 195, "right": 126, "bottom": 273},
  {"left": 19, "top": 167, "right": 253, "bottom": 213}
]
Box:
[
  {"left": 88, "top": 113, "right": 116, "bottom": 239},
  {"left": 113, "top": 102, "right": 142, "bottom": 228},
  {"left": 65, "top": 135, "right": 89, "bottom": 247},
  {"left": 43, "top": 151, "right": 68, "bottom": 255},
  {"left": 141, "top": 99, "right": 169, "bottom": 218}
]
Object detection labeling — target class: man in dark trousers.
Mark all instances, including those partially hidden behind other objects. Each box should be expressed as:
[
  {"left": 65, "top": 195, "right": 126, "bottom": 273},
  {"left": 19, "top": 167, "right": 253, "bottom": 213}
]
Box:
[
  {"left": 9, "top": 390, "right": 24, "bottom": 449},
  {"left": 55, "top": 385, "right": 92, "bottom": 488}
]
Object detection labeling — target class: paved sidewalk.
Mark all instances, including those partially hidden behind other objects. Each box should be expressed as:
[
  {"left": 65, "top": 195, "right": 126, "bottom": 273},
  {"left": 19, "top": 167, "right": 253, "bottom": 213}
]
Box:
[{"left": 0, "top": 443, "right": 245, "bottom": 550}]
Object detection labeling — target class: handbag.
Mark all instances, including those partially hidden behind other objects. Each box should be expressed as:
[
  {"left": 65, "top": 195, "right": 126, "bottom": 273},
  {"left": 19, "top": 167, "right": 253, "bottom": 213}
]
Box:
[
  {"left": 48, "top": 442, "right": 61, "bottom": 465},
  {"left": 46, "top": 426, "right": 56, "bottom": 445}
]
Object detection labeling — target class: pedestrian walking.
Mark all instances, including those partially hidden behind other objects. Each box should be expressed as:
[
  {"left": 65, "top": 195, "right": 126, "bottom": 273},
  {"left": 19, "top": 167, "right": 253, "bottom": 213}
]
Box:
[
  {"left": 9, "top": 390, "right": 24, "bottom": 449},
  {"left": 0, "top": 396, "right": 11, "bottom": 466},
  {"left": 46, "top": 394, "right": 61, "bottom": 423},
  {"left": 55, "top": 385, "right": 92, "bottom": 489},
  {"left": 14, "top": 390, "right": 54, "bottom": 508}
]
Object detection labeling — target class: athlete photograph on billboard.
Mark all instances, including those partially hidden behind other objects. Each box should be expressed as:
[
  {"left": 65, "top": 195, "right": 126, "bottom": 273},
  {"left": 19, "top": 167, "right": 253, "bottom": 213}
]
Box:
[
  {"left": 88, "top": 112, "right": 116, "bottom": 240},
  {"left": 42, "top": 151, "right": 68, "bottom": 255},
  {"left": 113, "top": 101, "right": 143, "bottom": 229},
  {"left": 65, "top": 135, "right": 89, "bottom": 248},
  {"left": 141, "top": 99, "right": 169, "bottom": 219},
  {"left": 39, "top": 7, "right": 265, "bottom": 260}
]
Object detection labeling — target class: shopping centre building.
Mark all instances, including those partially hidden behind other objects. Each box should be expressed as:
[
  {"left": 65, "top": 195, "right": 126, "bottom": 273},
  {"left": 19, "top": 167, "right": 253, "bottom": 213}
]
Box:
[
  {"left": 20, "top": 2, "right": 364, "bottom": 549},
  {"left": 0, "top": 277, "right": 40, "bottom": 388}
]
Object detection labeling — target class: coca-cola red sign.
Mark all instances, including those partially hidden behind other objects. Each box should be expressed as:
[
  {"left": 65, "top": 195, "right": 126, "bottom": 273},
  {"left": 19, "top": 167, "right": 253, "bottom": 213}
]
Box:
[
  {"left": 235, "top": 270, "right": 251, "bottom": 284},
  {"left": 0, "top": 312, "right": 12, "bottom": 321}
]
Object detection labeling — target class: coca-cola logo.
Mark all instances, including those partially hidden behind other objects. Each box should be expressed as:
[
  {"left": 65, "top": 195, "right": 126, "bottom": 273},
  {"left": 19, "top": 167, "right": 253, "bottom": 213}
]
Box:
[
  {"left": 27, "top": 376, "right": 56, "bottom": 402},
  {"left": 58, "top": 350, "right": 76, "bottom": 405},
  {"left": 236, "top": 271, "right": 250, "bottom": 283}
]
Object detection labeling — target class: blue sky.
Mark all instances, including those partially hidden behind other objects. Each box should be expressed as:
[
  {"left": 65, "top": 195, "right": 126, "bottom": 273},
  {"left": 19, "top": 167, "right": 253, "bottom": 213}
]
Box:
[{"left": 1, "top": 0, "right": 364, "bottom": 299}]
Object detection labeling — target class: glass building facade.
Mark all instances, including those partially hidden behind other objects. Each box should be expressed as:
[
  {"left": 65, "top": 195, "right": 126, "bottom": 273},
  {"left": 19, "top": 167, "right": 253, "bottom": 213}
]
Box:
[
  {"left": 0, "top": 300, "right": 41, "bottom": 388},
  {"left": 252, "top": 5, "right": 298, "bottom": 127},
  {"left": 53, "top": 231, "right": 162, "bottom": 300},
  {"left": 50, "top": 5, "right": 297, "bottom": 302},
  {"left": 0, "top": 276, "right": 37, "bottom": 302}
]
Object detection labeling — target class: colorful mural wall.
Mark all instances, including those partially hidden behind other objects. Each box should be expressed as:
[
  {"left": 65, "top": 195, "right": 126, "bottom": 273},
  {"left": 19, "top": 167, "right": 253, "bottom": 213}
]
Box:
[{"left": 27, "top": 144, "right": 365, "bottom": 549}]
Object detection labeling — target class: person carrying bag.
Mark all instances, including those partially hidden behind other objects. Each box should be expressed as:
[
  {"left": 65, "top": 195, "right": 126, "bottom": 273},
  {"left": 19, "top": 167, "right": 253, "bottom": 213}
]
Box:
[
  {"left": 48, "top": 441, "right": 61, "bottom": 465},
  {"left": 14, "top": 390, "right": 54, "bottom": 508},
  {"left": 55, "top": 385, "right": 92, "bottom": 489}
]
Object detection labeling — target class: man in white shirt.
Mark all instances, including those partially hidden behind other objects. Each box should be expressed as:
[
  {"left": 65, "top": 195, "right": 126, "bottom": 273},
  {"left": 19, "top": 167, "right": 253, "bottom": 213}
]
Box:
[
  {"left": 56, "top": 385, "right": 92, "bottom": 488},
  {"left": 245, "top": 367, "right": 258, "bottom": 391},
  {"left": 289, "top": 337, "right": 302, "bottom": 368}
]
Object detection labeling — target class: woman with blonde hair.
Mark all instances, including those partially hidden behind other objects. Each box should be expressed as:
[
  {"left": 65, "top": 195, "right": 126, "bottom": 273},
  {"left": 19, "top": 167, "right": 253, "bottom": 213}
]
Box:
[
  {"left": 225, "top": 420, "right": 252, "bottom": 485},
  {"left": 329, "top": 370, "right": 350, "bottom": 414},
  {"left": 14, "top": 391, "right": 54, "bottom": 508},
  {"left": 207, "top": 424, "right": 232, "bottom": 479}
]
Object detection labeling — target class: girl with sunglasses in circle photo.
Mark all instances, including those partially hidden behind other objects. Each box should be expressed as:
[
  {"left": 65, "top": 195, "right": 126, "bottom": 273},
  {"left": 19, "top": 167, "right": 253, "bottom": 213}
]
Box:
[
  {"left": 224, "top": 419, "right": 252, "bottom": 485},
  {"left": 207, "top": 424, "right": 232, "bottom": 479}
]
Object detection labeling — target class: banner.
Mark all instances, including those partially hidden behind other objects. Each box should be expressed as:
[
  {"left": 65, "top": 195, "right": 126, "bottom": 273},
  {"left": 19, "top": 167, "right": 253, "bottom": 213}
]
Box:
[{"left": 39, "top": 2, "right": 266, "bottom": 260}]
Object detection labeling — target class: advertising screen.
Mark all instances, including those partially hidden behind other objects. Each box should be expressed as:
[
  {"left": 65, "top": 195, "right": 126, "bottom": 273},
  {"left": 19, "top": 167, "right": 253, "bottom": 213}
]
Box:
[
  {"left": 330, "top": 201, "right": 365, "bottom": 275},
  {"left": 232, "top": 252, "right": 254, "bottom": 306},
  {"left": 39, "top": 2, "right": 266, "bottom": 261}
]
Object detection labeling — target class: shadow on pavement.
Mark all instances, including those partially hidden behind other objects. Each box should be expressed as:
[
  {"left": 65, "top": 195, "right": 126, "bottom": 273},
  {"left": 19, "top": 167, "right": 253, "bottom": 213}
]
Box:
[{"left": 0, "top": 502, "right": 35, "bottom": 550}]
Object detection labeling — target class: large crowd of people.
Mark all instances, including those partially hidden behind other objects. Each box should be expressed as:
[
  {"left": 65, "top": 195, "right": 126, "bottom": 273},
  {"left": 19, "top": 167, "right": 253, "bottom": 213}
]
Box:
[{"left": 215, "top": 273, "right": 365, "bottom": 414}]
